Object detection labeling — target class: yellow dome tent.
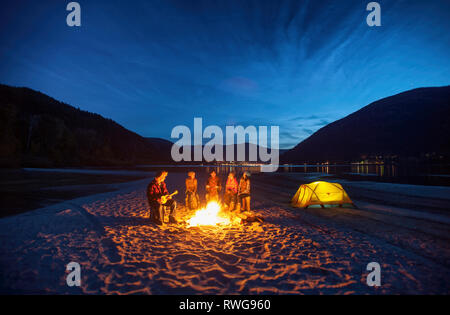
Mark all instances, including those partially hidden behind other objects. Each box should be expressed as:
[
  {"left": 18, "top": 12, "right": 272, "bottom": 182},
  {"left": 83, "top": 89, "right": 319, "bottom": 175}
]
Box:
[{"left": 291, "top": 181, "right": 354, "bottom": 208}]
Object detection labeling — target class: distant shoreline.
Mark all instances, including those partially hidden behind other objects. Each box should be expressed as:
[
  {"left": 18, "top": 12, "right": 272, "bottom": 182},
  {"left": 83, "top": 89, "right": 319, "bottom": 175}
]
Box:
[{"left": 2, "top": 162, "right": 450, "bottom": 219}]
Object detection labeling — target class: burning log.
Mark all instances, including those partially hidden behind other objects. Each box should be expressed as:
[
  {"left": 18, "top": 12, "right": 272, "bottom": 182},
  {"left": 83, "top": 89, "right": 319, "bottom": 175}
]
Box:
[
  {"left": 186, "top": 201, "right": 263, "bottom": 227},
  {"left": 236, "top": 211, "right": 264, "bottom": 224}
]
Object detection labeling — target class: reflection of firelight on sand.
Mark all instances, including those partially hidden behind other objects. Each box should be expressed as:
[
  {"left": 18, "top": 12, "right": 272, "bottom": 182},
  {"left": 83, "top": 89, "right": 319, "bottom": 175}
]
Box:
[{"left": 187, "top": 201, "right": 241, "bottom": 227}]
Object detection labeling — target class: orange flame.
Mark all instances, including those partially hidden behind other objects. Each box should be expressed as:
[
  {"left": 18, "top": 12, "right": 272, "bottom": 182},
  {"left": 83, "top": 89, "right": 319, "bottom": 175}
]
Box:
[{"left": 187, "top": 201, "right": 241, "bottom": 227}]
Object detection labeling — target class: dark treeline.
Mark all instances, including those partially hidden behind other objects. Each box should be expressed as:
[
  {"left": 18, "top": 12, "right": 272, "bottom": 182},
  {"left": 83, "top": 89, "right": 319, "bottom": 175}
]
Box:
[{"left": 0, "top": 84, "right": 172, "bottom": 167}]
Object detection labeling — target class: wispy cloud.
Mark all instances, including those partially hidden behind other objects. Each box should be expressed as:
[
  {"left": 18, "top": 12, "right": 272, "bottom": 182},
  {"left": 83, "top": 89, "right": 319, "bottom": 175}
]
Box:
[{"left": 0, "top": 0, "right": 449, "bottom": 148}]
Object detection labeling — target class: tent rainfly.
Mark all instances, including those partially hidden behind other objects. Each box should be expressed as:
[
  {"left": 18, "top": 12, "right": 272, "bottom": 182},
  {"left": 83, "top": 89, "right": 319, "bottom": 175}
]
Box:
[{"left": 291, "top": 181, "right": 354, "bottom": 208}]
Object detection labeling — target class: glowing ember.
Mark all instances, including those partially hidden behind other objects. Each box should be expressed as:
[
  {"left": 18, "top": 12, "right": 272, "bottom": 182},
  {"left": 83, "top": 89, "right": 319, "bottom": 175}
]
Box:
[{"left": 187, "top": 201, "right": 240, "bottom": 227}]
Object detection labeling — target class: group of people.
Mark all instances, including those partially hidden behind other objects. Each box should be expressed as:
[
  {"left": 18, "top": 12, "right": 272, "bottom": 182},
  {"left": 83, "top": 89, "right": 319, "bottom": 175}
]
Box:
[
  {"left": 186, "top": 170, "right": 251, "bottom": 212},
  {"left": 146, "top": 170, "right": 252, "bottom": 225}
]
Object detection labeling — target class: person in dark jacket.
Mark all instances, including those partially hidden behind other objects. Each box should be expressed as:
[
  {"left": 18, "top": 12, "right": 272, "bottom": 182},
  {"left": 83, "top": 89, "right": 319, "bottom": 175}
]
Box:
[
  {"left": 147, "top": 170, "right": 177, "bottom": 225},
  {"left": 238, "top": 171, "right": 251, "bottom": 211},
  {"left": 206, "top": 170, "right": 221, "bottom": 203}
]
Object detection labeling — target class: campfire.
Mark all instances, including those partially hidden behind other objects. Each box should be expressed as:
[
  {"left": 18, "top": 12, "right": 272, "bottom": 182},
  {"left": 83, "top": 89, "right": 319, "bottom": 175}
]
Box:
[{"left": 187, "top": 201, "right": 241, "bottom": 227}]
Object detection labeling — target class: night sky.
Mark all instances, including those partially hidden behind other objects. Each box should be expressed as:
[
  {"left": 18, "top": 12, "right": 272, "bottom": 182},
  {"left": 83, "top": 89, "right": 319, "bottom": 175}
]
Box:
[{"left": 0, "top": 0, "right": 449, "bottom": 149}]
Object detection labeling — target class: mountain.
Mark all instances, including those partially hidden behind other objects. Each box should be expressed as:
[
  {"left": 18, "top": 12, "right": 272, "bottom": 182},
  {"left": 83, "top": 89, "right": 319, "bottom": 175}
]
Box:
[
  {"left": 282, "top": 86, "right": 450, "bottom": 163},
  {"left": 0, "top": 84, "right": 173, "bottom": 167},
  {"left": 144, "top": 137, "right": 174, "bottom": 162}
]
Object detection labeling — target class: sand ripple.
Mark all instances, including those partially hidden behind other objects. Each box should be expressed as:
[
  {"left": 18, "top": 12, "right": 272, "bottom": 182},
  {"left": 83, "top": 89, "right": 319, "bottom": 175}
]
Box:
[{"left": 0, "top": 178, "right": 449, "bottom": 294}]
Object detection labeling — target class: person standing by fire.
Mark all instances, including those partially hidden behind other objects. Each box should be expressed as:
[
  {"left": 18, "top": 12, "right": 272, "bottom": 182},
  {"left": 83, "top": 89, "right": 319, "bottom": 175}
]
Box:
[
  {"left": 185, "top": 171, "right": 200, "bottom": 210},
  {"left": 206, "top": 170, "right": 222, "bottom": 203},
  {"left": 146, "top": 170, "right": 178, "bottom": 225},
  {"left": 223, "top": 172, "right": 238, "bottom": 211},
  {"left": 238, "top": 171, "right": 251, "bottom": 211}
]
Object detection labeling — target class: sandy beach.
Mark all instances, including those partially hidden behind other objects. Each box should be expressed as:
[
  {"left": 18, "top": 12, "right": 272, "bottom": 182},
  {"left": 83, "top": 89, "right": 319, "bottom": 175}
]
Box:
[{"left": 0, "top": 172, "right": 449, "bottom": 294}]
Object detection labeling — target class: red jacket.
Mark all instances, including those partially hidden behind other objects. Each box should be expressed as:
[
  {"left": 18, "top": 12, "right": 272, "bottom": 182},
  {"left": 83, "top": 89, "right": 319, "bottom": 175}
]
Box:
[
  {"left": 225, "top": 177, "right": 238, "bottom": 194},
  {"left": 147, "top": 178, "right": 169, "bottom": 203},
  {"left": 206, "top": 176, "right": 221, "bottom": 193}
]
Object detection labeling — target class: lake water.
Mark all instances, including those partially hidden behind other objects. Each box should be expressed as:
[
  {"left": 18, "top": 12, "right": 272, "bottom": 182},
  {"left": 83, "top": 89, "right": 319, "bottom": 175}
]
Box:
[
  {"left": 24, "top": 162, "right": 450, "bottom": 186},
  {"left": 135, "top": 163, "right": 450, "bottom": 186}
]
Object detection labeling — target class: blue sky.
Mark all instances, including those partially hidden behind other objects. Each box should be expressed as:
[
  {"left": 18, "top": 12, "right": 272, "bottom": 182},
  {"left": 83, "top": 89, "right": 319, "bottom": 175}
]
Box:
[{"left": 0, "top": 0, "right": 449, "bottom": 148}]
